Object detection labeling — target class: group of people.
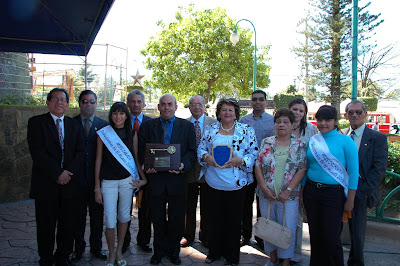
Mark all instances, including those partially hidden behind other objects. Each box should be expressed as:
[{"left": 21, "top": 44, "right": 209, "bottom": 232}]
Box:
[{"left": 28, "top": 87, "right": 388, "bottom": 266}]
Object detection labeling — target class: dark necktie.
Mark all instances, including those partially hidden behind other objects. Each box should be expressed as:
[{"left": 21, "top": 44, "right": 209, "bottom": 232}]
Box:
[
  {"left": 163, "top": 120, "right": 170, "bottom": 144},
  {"left": 134, "top": 117, "right": 140, "bottom": 133},
  {"left": 84, "top": 118, "right": 90, "bottom": 137},
  {"left": 350, "top": 130, "right": 355, "bottom": 140},
  {"left": 56, "top": 118, "right": 64, "bottom": 167},
  {"left": 195, "top": 120, "right": 201, "bottom": 147}
]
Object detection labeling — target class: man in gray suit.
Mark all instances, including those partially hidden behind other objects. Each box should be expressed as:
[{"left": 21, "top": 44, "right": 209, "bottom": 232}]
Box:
[
  {"left": 180, "top": 95, "right": 217, "bottom": 248},
  {"left": 343, "top": 100, "right": 388, "bottom": 266}
]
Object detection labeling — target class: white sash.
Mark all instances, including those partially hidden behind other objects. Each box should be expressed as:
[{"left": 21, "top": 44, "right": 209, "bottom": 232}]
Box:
[
  {"left": 309, "top": 133, "right": 349, "bottom": 197},
  {"left": 97, "top": 125, "right": 139, "bottom": 180}
]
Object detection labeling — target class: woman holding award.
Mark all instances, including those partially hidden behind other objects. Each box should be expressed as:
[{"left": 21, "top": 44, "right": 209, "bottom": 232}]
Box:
[
  {"left": 254, "top": 108, "right": 307, "bottom": 266},
  {"left": 198, "top": 98, "right": 258, "bottom": 266},
  {"left": 94, "top": 102, "right": 147, "bottom": 266},
  {"left": 302, "top": 105, "right": 358, "bottom": 266}
]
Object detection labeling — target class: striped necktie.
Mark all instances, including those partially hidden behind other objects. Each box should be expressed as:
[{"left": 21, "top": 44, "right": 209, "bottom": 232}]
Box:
[
  {"left": 56, "top": 118, "right": 64, "bottom": 167},
  {"left": 195, "top": 120, "right": 201, "bottom": 147},
  {"left": 163, "top": 120, "right": 170, "bottom": 144}
]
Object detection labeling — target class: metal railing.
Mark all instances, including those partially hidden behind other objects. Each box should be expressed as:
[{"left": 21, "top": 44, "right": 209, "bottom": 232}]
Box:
[{"left": 367, "top": 171, "right": 400, "bottom": 223}]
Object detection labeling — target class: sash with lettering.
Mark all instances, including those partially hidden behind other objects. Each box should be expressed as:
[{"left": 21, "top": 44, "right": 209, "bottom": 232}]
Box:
[
  {"left": 309, "top": 133, "right": 349, "bottom": 197},
  {"left": 97, "top": 125, "right": 140, "bottom": 181}
]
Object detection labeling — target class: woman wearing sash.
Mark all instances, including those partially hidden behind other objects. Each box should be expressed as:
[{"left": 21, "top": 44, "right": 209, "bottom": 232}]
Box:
[
  {"left": 302, "top": 105, "right": 358, "bottom": 266},
  {"left": 254, "top": 108, "right": 307, "bottom": 266},
  {"left": 288, "top": 98, "right": 317, "bottom": 263},
  {"left": 198, "top": 98, "right": 258, "bottom": 266},
  {"left": 94, "top": 102, "right": 147, "bottom": 266}
]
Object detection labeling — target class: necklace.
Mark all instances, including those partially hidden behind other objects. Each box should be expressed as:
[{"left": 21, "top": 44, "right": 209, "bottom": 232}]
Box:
[
  {"left": 292, "top": 124, "right": 300, "bottom": 131},
  {"left": 221, "top": 121, "right": 236, "bottom": 132}
]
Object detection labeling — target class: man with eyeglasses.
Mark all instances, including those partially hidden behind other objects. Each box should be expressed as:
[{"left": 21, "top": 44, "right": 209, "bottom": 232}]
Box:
[
  {"left": 239, "top": 90, "right": 274, "bottom": 248},
  {"left": 343, "top": 100, "right": 388, "bottom": 266},
  {"left": 70, "top": 90, "right": 108, "bottom": 262},
  {"left": 180, "top": 95, "right": 216, "bottom": 248},
  {"left": 28, "top": 88, "right": 84, "bottom": 265}
]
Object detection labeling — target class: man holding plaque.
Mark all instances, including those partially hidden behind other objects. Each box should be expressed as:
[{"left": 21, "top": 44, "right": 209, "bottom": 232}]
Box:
[
  {"left": 123, "top": 89, "right": 153, "bottom": 254},
  {"left": 138, "top": 93, "right": 197, "bottom": 265},
  {"left": 239, "top": 90, "right": 274, "bottom": 248},
  {"left": 180, "top": 95, "right": 217, "bottom": 248}
]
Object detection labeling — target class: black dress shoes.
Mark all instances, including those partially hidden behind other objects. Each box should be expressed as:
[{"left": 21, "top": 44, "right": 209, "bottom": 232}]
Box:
[
  {"left": 90, "top": 250, "right": 107, "bottom": 260},
  {"left": 138, "top": 243, "right": 153, "bottom": 252},
  {"left": 150, "top": 254, "right": 163, "bottom": 265},
  {"left": 169, "top": 256, "right": 181, "bottom": 265},
  {"left": 71, "top": 252, "right": 83, "bottom": 262}
]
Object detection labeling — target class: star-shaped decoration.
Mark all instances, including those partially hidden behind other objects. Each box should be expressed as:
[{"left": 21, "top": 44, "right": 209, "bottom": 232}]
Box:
[{"left": 131, "top": 69, "right": 145, "bottom": 86}]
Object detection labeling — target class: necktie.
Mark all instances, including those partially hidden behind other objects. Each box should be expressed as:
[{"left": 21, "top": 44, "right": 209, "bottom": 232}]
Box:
[
  {"left": 350, "top": 130, "right": 355, "bottom": 140},
  {"left": 134, "top": 117, "right": 140, "bottom": 133},
  {"left": 195, "top": 120, "right": 201, "bottom": 147},
  {"left": 56, "top": 118, "right": 64, "bottom": 167},
  {"left": 84, "top": 118, "right": 90, "bottom": 137},
  {"left": 163, "top": 120, "right": 169, "bottom": 144}
]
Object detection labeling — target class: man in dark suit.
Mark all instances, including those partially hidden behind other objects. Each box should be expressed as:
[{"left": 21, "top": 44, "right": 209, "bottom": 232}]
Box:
[
  {"left": 180, "top": 95, "right": 216, "bottom": 248},
  {"left": 28, "top": 88, "right": 84, "bottom": 266},
  {"left": 138, "top": 93, "right": 196, "bottom": 265},
  {"left": 71, "top": 90, "right": 108, "bottom": 262},
  {"left": 123, "top": 89, "right": 153, "bottom": 253},
  {"left": 343, "top": 100, "right": 388, "bottom": 266}
]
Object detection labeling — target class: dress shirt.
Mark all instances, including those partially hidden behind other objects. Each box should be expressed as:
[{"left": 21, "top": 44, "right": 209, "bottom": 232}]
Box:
[
  {"left": 50, "top": 113, "right": 64, "bottom": 138},
  {"left": 349, "top": 123, "right": 366, "bottom": 150},
  {"left": 190, "top": 114, "right": 205, "bottom": 135},
  {"left": 240, "top": 111, "right": 274, "bottom": 147},
  {"left": 160, "top": 116, "right": 176, "bottom": 144},
  {"left": 80, "top": 114, "right": 94, "bottom": 128},
  {"left": 131, "top": 112, "right": 144, "bottom": 128}
]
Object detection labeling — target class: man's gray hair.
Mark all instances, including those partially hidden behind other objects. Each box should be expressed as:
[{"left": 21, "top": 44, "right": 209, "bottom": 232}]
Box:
[
  {"left": 345, "top": 100, "right": 366, "bottom": 112},
  {"left": 159, "top": 93, "right": 177, "bottom": 105},
  {"left": 127, "top": 89, "right": 145, "bottom": 103},
  {"left": 189, "top": 95, "right": 205, "bottom": 105}
]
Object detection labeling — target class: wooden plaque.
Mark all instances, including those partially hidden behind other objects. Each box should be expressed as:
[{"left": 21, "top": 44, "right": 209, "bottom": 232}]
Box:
[{"left": 144, "top": 143, "right": 181, "bottom": 171}]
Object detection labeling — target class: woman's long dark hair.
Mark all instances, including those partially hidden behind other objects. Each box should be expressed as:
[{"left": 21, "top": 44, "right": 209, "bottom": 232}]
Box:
[
  {"left": 109, "top": 102, "right": 134, "bottom": 154},
  {"left": 288, "top": 98, "right": 308, "bottom": 136}
]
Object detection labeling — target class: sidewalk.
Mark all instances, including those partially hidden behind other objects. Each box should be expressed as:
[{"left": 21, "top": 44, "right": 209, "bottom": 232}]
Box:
[{"left": 0, "top": 200, "right": 399, "bottom": 265}]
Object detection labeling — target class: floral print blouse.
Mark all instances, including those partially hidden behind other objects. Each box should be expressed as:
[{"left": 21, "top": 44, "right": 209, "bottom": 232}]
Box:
[{"left": 256, "top": 135, "right": 307, "bottom": 200}]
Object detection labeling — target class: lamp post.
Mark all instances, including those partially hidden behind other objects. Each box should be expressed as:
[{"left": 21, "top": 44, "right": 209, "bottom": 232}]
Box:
[{"left": 230, "top": 19, "right": 257, "bottom": 91}]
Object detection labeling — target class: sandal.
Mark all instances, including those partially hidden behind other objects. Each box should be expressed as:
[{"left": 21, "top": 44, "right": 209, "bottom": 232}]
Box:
[
  {"left": 205, "top": 256, "right": 217, "bottom": 264},
  {"left": 116, "top": 259, "right": 127, "bottom": 266}
]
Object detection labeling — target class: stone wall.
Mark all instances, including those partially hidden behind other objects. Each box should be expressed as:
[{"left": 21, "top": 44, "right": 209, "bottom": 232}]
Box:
[{"left": 0, "top": 105, "right": 109, "bottom": 203}]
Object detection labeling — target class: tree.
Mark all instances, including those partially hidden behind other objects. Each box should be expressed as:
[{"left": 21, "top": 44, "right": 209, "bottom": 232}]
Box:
[
  {"left": 74, "top": 65, "right": 98, "bottom": 86},
  {"left": 385, "top": 88, "right": 400, "bottom": 100},
  {"left": 141, "top": 5, "right": 271, "bottom": 104},
  {"left": 293, "top": 0, "right": 383, "bottom": 110},
  {"left": 284, "top": 84, "right": 298, "bottom": 95}
]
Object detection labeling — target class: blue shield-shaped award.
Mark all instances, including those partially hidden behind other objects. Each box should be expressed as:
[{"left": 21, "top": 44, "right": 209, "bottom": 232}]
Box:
[{"left": 212, "top": 145, "right": 233, "bottom": 168}]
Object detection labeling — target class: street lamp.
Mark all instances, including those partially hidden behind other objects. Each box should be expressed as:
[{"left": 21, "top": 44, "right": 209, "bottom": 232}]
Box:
[{"left": 230, "top": 19, "right": 257, "bottom": 91}]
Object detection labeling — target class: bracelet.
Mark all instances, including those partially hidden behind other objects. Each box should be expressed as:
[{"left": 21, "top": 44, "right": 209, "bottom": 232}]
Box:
[
  {"left": 94, "top": 188, "right": 101, "bottom": 192},
  {"left": 286, "top": 187, "right": 293, "bottom": 192}
]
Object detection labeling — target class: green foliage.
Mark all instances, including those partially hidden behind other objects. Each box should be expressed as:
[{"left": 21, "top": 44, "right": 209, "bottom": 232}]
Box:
[
  {"left": 74, "top": 65, "right": 98, "bottom": 86},
  {"left": 385, "top": 88, "right": 400, "bottom": 100},
  {"left": 338, "top": 119, "right": 350, "bottom": 129},
  {"left": 385, "top": 140, "right": 400, "bottom": 187},
  {"left": 240, "top": 109, "right": 248, "bottom": 118},
  {"left": 0, "top": 93, "right": 44, "bottom": 106},
  {"left": 359, "top": 97, "right": 378, "bottom": 111},
  {"left": 141, "top": 4, "right": 271, "bottom": 104},
  {"left": 273, "top": 94, "right": 303, "bottom": 110},
  {"left": 285, "top": 84, "right": 297, "bottom": 95}
]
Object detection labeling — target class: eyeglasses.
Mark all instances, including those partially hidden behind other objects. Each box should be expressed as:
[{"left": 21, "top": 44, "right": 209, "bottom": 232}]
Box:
[
  {"left": 347, "top": 110, "right": 363, "bottom": 115},
  {"left": 189, "top": 103, "right": 204, "bottom": 107},
  {"left": 81, "top": 99, "right": 96, "bottom": 105},
  {"left": 251, "top": 97, "right": 265, "bottom": 102},
  {"left": 50, "top": 97, "right": 67, "bottom": 103}
]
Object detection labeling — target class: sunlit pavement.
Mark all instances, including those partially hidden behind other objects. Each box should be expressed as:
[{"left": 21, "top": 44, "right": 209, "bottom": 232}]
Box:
[{"left": 0, "top": 200, "right": 399, "bottom": 265}]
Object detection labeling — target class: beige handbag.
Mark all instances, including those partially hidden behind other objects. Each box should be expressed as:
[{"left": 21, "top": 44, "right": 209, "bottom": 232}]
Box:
[{"left": 253, "top": 202, "right": 292, "bottom": 249}]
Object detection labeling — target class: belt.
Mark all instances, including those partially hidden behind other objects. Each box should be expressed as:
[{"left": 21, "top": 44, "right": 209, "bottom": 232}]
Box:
[{"left": 306, "top": 179, "right": 343, "bottom": 189}]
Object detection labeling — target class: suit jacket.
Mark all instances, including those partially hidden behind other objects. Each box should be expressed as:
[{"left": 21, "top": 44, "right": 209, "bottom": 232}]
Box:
[
  {"left": 343, "top": 126, "right": 388, "bottom": 207},
  {"left": 28, "top": 112, "right": 84, "bottom": 200},
  {"left": 73, "top": 115, "right": 108, "bottom": 188},
  {"left": 138, "top": 117, "right": 197, "bottom": 196},
  {"left": 185, "top": 115, "right": 217, "bottom": 183}
]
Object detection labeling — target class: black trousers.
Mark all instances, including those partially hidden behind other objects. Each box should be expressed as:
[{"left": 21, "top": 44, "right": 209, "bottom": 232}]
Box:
[
  {"left": 74, "top": 186, "right": 104, "bottom": 254},
  {"left": 241, "top": 181, "right": 262, "bottom": 243},
  {"left": 208, "top": 186, "right": 245, "bottom": 264},
  {"left": 183, "top": 182, "right": 210, "bottom": 244},
  {"left": 35, "top": 197, "right": 77, "bottom": 265},
  {"left": 348, "top": 191, "right": 367, "bottom": 266},
  {"left": 124, "top": 185, "right": 152, "bottom": 248},
  {"left": 151, "top": 188, "right": 186, "bottom": 258},
  {"left": 303, "top": 181, "right": 346, "bottom": 266}
]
